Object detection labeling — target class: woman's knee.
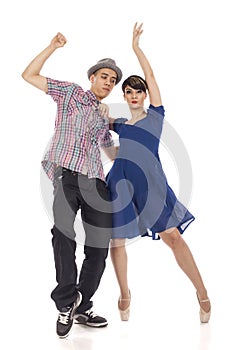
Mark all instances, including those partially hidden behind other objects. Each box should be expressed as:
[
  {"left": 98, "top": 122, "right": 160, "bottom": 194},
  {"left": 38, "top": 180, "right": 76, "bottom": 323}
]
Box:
[
  {"left": 159, "top": 228, "right": 182, "bottom": 249},
  {"left": 110, "top": 238, "right": 126, "bottom": 248}
]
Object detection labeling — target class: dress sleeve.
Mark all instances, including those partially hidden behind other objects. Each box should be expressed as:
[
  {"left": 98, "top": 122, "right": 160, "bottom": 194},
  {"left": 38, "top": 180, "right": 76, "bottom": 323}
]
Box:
[
  {"left": 149, "top": 104, "right": 165, "bottom": 117},
  {"left": 112, "top": 118, "right": 128, "bottom": 134}
]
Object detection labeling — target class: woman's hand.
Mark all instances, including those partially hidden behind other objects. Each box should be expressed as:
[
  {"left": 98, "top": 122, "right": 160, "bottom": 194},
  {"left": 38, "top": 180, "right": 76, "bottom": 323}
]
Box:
[
  {"left": 99, "top": 103, "right": 110, "bottom": 118},
  {"left": 132, "top": 22, "right": 143, "bottom": 49}
]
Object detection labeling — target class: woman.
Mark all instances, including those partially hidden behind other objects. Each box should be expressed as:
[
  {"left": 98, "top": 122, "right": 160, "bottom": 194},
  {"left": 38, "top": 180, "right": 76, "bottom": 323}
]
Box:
[{"left": 106, "top": 23, "right": 211, "bottom": 323}]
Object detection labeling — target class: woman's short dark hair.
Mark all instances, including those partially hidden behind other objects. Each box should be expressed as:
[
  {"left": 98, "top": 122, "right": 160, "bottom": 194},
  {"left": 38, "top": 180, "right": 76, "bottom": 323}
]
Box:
[{"left": 122, "top": 75, "right": 148, "bottom": 93}]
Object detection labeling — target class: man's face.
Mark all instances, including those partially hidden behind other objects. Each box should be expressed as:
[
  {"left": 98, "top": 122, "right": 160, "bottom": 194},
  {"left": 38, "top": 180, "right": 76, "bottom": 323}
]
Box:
[{"left": 90, "top": 68, "right": 117, "bottom": 100}]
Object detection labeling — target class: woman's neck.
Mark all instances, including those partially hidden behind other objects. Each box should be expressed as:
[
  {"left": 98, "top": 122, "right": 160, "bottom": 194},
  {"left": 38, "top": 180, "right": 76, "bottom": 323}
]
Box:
[
  {"left": 130, "top": 107, "right": 146, "bottom": 121},
  {"left": 126, "top": 107, "right": 146, "bottom": 125}
]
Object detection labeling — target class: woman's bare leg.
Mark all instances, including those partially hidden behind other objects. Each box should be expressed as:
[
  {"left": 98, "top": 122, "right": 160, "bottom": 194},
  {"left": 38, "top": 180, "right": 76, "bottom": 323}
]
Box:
[
  {"left": 110, "top": 239, "right": 130, "bottom": 310},
  {"left": 159, "top": 228, "right": 210, "bottom": 313}
]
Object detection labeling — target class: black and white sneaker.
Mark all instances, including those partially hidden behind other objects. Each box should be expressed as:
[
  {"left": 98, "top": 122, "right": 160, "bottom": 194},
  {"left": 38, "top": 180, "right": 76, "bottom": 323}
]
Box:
[
  {"left": 74, "top": 309, "right": 108, "bottom": 327},
  {"left": 56, "top": 291, "right": 82, "bottom": 338}
]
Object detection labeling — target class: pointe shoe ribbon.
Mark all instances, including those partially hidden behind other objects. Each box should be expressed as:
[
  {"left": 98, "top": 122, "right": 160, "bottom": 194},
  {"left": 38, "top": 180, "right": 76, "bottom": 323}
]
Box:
[
  {"left": 196, "top": 292, "right": 211, "bottom": 323},
  {"left": 118, "top": 291, "right": 131, "bottom": 321}
]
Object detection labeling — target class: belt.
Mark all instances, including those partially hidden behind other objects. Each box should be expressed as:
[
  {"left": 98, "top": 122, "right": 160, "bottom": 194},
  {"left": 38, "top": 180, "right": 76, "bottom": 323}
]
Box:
[{"left": 62, "top": 167, "right": 85, "bottom": 176}]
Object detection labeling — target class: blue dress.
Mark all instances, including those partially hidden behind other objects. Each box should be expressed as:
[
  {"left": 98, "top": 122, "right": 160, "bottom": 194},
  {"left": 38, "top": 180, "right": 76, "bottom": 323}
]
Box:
[{"left": 106, "top": 104, "right": 195, "bottom": 240}]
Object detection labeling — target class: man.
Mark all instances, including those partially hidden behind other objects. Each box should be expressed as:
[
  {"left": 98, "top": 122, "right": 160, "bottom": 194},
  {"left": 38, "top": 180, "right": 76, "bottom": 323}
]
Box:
[{"left": 22, "top": 32, "right": 122, "bottom": 338}]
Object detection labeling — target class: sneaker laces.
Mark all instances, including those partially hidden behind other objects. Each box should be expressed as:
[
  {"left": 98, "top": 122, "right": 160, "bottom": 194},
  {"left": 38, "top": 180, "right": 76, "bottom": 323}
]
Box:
[
  {"left": 85, "top": 309, "right": 97, "bottom": 319},
  {"left": 58, "top": 308, "right": 72, "bottom": 325}
]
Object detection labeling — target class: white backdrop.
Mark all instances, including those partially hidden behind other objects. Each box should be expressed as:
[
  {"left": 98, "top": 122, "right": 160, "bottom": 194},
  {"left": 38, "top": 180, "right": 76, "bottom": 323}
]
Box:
[{"left": 1, "top": 0, "right": 232, "bottom": 349}]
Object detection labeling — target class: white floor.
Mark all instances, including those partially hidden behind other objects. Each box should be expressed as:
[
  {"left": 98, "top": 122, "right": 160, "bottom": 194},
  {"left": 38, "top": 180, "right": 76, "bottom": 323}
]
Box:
[{"left": 3, "top": 225, "right": 232, "bottom": 350}]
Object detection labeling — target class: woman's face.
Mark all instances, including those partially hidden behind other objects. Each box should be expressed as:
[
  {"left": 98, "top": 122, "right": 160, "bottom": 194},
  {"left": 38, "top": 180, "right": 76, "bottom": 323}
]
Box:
[{"left": 124, "top": 85, "right": 147, "bottom": 108}]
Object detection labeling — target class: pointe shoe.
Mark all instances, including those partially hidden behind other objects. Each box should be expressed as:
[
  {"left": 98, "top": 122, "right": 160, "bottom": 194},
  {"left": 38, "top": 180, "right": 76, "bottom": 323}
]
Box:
[
  {"left": 118, "top": 291, "right": 131, "bottom": 321},
  {"left": 196, "top": 292, "right": 211, "bottom": 323}
]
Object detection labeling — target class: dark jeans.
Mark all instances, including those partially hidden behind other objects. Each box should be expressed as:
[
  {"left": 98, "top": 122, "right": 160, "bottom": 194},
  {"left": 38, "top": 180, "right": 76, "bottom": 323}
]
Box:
[{"left": 51, "top": 167, "right": 112, "bottom": 313}]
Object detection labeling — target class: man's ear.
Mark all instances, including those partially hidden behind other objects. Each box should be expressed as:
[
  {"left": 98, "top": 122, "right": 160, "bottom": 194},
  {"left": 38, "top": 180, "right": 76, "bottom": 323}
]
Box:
[{"left": 90, "top": 74, "right": 95, "bottom": 84}]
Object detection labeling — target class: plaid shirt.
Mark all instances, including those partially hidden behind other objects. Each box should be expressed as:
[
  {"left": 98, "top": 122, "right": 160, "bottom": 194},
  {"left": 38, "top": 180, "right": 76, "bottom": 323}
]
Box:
[{"left": 42, "top": 78, "right": 114, "bottom": 181}]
